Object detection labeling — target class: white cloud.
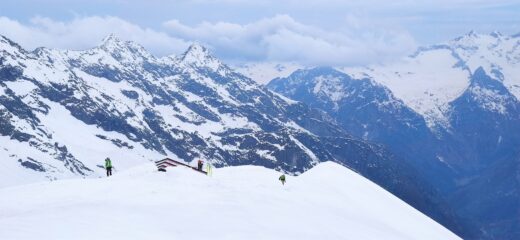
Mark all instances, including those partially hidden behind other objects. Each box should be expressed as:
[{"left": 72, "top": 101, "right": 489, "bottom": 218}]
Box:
[
  {"left": 163, "top": 14, "right": 417, "bottom": 66},
  {"left": 0, "top": 14, "right": 417, "bottom": 66},
  {"left": 0, "top": 16, "right": 190, "bottom": 56}
]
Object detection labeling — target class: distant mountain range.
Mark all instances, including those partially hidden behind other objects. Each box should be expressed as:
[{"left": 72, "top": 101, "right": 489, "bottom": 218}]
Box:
[
  {"left": 0, "top": 34, "right": 466, "bottom": 237},
  {"left": 266, "top": 31, "right": 520, "bottom": 239}
]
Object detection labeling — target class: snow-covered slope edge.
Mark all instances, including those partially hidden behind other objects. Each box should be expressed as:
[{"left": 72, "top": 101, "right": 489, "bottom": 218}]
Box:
[{"left": 0, "top": 162, "right": 461, "bottom": 240}]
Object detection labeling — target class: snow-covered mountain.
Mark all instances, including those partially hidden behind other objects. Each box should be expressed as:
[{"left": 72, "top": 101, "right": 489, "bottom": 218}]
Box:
[
  {"left": 445, "top": 67, "right": 520, "bottom": 239},
  {"left": 266, "top": 32, "right": 520, "bottom": 239},
  {"left": 342, "top": 31, "right": 520, "bottom": 130},
  {"left": 0, "top": 161, "right": 461, "bottom": 240},
  {"left": 346, "top": 33, "right": 520, "bottom": 239},
  {"left": 0, "top": 34, "right": 341, "bottom": 185},
  {"left": 267, "top": 67, "right": 453, "bottom": 190},
  {"left": 0, "top": 34, "right": 469, "bottom": 236}
]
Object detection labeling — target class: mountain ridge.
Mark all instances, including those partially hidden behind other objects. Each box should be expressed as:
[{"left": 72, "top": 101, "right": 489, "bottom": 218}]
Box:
[
  {"left": 0, "top": 34, "right": 475, "bottom": 237},
  {"left": 266, "top": 32, "right": 520, "bottom": 239}
]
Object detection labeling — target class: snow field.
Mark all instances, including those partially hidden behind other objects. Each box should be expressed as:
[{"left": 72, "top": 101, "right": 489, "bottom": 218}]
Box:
[{"left": 0, "top": 162, "right": 460, "bottom": 240}]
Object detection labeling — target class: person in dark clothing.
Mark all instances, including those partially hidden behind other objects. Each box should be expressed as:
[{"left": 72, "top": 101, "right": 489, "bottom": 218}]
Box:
[
  {"left": 197, "top": 159, "right": 203, "bottom": 171},
  {"left": 279, "top": 174, "right": 286, "bottom": 185},
  {"left": 105, "top": 158, "right": 113, "bottom": 177}
]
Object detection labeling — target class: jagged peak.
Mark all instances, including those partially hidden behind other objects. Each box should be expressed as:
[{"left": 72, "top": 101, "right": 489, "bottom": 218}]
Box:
[
  {"left": 0, "top": 34, "right": 8, "bottom": 42},
  {"left": 466, "top": 30, "right": 478, "bottom": 37},
  {"left": 472, "top": 67, "right": 487, "bottom": 78},
  {"left": 463, "top": 67, "right": 518, "bottom": 114},
  {"left": 470, "top": 67, "right": 504, "bottom": 89},
  {"left": 0, "top": 34, "right": 18, "bottom": 47},
  {"left": 452, "top": 30, "right": 507, "bottom": 43},
  {"left": 451, "top": 30, "right": 481, "bottom": 42},
  {"left": 448, "top": 30, "right": 506, "bottom": 49},
  {"left": 99, "top": 33, "right": 139, "bottom": 50},
  {"left": 101, "top": 33, "right": 122, "bottom": 46},
  {"left": 181, "top": 43, "right": 213, "bottom": 61},
  {"left": 179, "top": 42, "right": 223, "bottom": 71},
  {"left": 0, "top": 34, "right": 27, "bottom": 54},
  {"left": 96, "top": 34, "right": 152, "bottom": 61}
]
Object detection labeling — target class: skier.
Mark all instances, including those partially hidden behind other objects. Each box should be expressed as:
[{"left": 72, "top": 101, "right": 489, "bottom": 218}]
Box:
[
  {"left": 197, "top": 159, "right": 203, "bottom": 171},
  {"left": 279, "top": 174, "right": 286, "bottom": 185},
  {"left": 105, "top": 157, "right": 113, "bottom": 177}
]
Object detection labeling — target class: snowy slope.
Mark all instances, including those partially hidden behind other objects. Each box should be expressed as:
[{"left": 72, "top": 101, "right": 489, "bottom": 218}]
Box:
[
  {"left": 0, "top": 162, "right": 460, "bottom": 240},
  {"left": 341, "top": 31, "right": 520, "bottom": 129},
  {"left": 342, "top": 49, "right": 469, "bottom": 128},
  {"left": 450, "top": 31, "right": 520, "bottom": 99}
]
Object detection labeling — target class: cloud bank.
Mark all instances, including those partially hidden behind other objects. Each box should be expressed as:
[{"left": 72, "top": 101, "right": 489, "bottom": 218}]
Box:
[
  {"left": 0, "top": 16, "right": 190, "bottom": 56},
  {"left": 164, "top": 15, "right": 416, "bottom": 66},
  {"left": 0, "top": 15, "right": 416, "bottom": 66}
]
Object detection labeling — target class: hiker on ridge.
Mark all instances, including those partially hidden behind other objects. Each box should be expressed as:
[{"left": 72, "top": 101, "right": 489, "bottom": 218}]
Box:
[
  {"left": 105, "top": 157, "right": 113, "bottom": 177},
  {"left": 197, "top": 159, "right": 204, "bottom": 171},
  {"left": 279, "top": 174, "right": 286, "bottom": 185}
]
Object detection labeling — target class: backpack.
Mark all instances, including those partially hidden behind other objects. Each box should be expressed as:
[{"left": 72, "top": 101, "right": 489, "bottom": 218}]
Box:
[{"left": 105, "top": 158, "right": 112, "bottom": 168}]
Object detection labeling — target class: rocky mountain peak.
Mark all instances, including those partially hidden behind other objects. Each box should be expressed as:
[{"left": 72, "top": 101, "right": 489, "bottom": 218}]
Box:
[
  {"left": 182, "top": 43, "right": 211, "bottom": 58},
  {"left": 0, "top": 35, "right": 26, "bottom": 55},
  {"left": 97, "top": 34, "right": 152, "bottom": 62},
  {"left": 101, "top": 33, "right": 121, "bottom": 45},
  {"left": 461, "top": 67, "right": 518, "bottom": 115},
  {"left": 470, "top": 67, "right": 502, "bottom": 88},
  {"left": 180, "top": 43, "right": 222, "bottom": 71}
]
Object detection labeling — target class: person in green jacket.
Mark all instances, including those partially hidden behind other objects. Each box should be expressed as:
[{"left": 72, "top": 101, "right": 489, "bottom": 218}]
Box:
[
  {"left": 279, "top": 174, "right": 286, "bottom": 185},
  {"left": 105, "top": 158, "right": 113, "bottom": 177}
]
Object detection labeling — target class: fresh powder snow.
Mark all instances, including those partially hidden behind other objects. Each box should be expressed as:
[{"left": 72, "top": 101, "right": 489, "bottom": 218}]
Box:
[{"left": 0, "top": 162, "right": 460, "bottom": 240}]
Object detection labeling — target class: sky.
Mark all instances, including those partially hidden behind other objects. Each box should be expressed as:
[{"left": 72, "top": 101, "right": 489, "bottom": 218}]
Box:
[{"left": 0, "top": 0, "right": 519, "bottom": 66}]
